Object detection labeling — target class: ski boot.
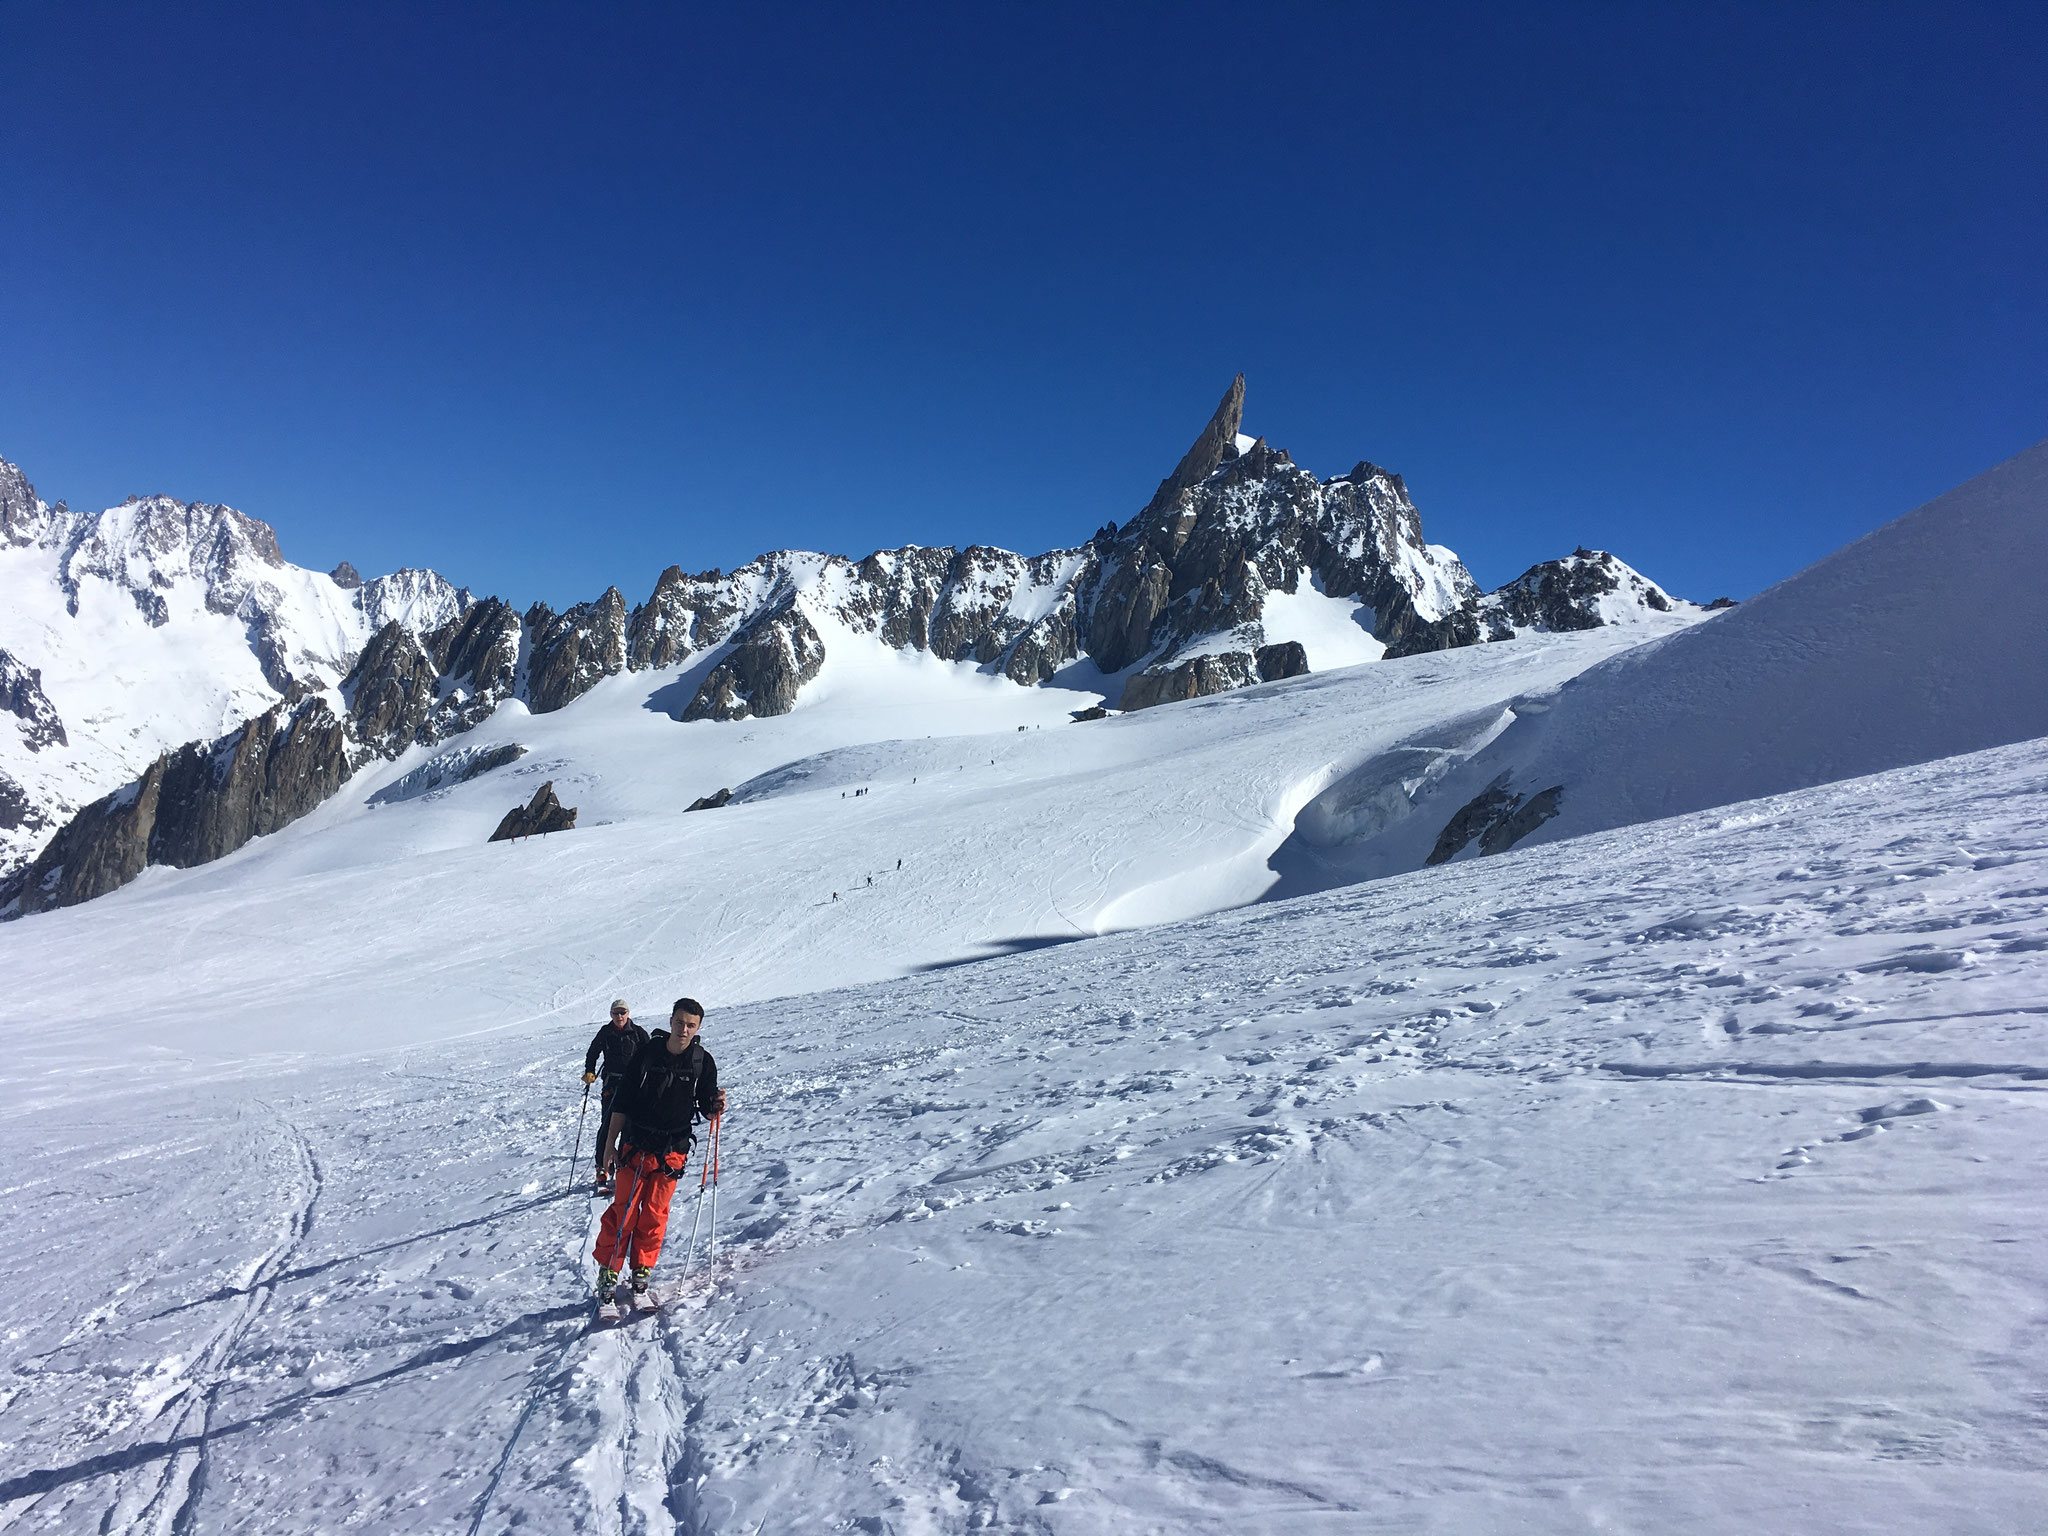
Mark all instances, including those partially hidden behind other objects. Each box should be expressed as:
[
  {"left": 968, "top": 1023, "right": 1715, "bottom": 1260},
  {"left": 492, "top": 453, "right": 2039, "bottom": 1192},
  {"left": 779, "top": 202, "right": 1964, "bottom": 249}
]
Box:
[
  {"left": 595, "top": 1266, "right": 622, "bottom": 1322},
  {"left": 631, "top": 1265, "right": 658, "bottom": 1311}
]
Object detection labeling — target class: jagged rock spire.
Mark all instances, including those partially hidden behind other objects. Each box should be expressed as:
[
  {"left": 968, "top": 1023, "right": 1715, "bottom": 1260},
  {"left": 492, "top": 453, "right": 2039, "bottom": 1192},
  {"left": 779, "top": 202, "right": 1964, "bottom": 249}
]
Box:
[{"left": 1138, "top": 374, "right": 1245, "bottom": 522}]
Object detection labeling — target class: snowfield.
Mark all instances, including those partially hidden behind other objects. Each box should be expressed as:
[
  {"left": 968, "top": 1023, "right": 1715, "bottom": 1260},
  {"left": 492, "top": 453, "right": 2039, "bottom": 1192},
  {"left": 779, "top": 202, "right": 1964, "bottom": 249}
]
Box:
[
  {"left": 2, "top": 439, "right": 2045, "bottom": 1533},
  {"left": 0, "top": 730, "right": 2042, "bottom": 1533}
]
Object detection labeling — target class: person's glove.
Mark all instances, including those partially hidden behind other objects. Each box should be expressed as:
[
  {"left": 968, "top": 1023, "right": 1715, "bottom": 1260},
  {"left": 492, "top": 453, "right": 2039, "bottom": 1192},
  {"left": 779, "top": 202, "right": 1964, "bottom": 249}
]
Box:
[
  {"left": 713, "top": 1089, "right": 728, "bottom": 1115},
  {"left": 582, "top": 1071, "right": 597, "bottom": 1084}
]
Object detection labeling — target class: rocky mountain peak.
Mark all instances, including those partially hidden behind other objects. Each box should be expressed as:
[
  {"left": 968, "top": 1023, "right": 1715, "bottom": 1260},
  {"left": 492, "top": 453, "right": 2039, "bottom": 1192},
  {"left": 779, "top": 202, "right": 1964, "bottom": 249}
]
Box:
[
  {"left": 1138, "top": 373, "right": 1246, "bottom": 522},
  {"left": 0, "top": 457, "right": 66, "bottom": 549},
  {"left": 331, "top": 560, "right": 364, "bottom": 588}
]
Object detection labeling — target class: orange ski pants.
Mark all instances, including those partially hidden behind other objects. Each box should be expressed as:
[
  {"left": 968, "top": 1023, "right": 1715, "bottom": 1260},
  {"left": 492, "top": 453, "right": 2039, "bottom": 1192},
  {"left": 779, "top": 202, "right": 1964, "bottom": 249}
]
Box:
[{"left": 594, "top": 1149, "right": 684, "bottom": 1271}]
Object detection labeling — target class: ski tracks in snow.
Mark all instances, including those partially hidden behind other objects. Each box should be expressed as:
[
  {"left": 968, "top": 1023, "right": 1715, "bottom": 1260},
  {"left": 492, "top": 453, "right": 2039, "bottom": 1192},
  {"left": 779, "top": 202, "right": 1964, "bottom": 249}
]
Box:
[{"left": 1, "top": 1107, "right": 320, "bottom": 1535}]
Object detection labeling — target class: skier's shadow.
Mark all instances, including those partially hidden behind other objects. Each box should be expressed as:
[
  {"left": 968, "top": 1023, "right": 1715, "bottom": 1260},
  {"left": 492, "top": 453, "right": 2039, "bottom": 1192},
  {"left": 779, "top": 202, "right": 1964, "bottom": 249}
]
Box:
[
  {"left": 0, "top": 1300, "right": 590, "bottom": 1503},
  {"left": 138, "top": 1187, "right": 581, "bottom": 1322}
]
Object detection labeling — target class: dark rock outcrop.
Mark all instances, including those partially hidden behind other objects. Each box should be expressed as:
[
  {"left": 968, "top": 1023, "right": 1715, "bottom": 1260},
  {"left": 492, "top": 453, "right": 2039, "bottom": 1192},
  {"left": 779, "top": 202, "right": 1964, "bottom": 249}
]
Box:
[
  {"left": 1, "top": 649, "right": 66, "bottom": 751},
  {"left": 342, "top": 622, "right": 439, "bottom": 757},
  {"left": 682, "top": 602, "right": 827, "bottom": 722},
  {"left": 425, "top": 597, "right": 522, "bottom": 736},
  {"left": 490, "top": 781, "right": 577, "bottom": 841},
  {"left": 526, "top": 587, "right": 628, "bottom": 713},
  {"left": 1425, "top": 775, "right": 1565, "bottom": 865},
  {"left": 1119, "top": 651, "right": 1259, "bottom": 712},
  {"left": 8, "top": 760, "right": 164, "bottom": 914},
  {"left": 1, "top": 457, "right": 55, "bottom": 547},
  {"left": 148, "top": 695, "right": 352, "bottom": 869},
  {"left": 1069, "top": 705, "right": 1108, "bottom": 722},
  {"left": 1255, "top": 641, "right": 1309, "bottom": 682},
  {"left": 686, "top": 787, "right": 733, "bottom": 812},
  {"left": 1707, "top": 596, "right": 1738, "bottom": 610},
  {"left": 0, "top": 769, "right": 46, "bottom": 836},
  {"left": 330, "top": 560, "right": 364, "bottom": 588},
  {"left": 1139, "top": 374, "right": 1245, "bottom": 522}
]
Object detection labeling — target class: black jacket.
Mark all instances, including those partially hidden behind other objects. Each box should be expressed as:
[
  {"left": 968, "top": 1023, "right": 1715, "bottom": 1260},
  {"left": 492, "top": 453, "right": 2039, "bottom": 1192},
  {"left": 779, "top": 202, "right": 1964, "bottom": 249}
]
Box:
[
  {"left": 611, "top": 1033, "right": 719, "bottom": 1153},
  {"left": 585, "top": 1019, "right": 650, "bottom": 1079}
]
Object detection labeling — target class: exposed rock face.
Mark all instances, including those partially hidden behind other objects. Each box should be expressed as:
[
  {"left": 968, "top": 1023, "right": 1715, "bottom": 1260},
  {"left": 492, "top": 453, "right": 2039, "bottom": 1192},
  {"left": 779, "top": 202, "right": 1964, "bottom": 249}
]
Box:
[
  {"left": 425, "top": 597, "right": 523, "bottom": 736},
  {"left": 686, "top": 787, "right": 733, "bottom": 811},
  {"left": 0, "top": 458, "right": 61, "bottom": 547},
  {"left": 1140, "top": 374, "right": 1245, "bottom": 521},
  {"left": 1255, "top": 641, "right": 1309, "bottom": 682},
  {"left": 330, "top": 560, "right": 364, "bottom": 588},
  {"left": 1425, "top": 775, "right": 1565, "bottom": 865},
  {"left": 8, "top": 760, "right": 163, "bottom": 914},
  {"left": 4, "top": 664, "right": 436, "bottom": 913},
  {"left": 526, "top": 587, "right": 629, "bottom": 713},
  {"left": 1388, "top": 549, "right": 1688, "bottom": 659},
  {"left": 489, "top": 781, "right": 577, "bottom": 841},
  {"left": 343, "top": 622, "right": 441, "bottom": 757},
  {"left": 1119, "top": 651, "right": 1260, "bottom": 712},
  {"left": 683, "top": 602, "right": 827, "bottom": 722},
  {"left": 148, "top": 695, "right": 353, "bottom": 869},
  {"left": 0, "top": 650, "right": 66, "bottom": 751},
  {"left": 0, "top": 769, "right": 44, "bottom": 836}
]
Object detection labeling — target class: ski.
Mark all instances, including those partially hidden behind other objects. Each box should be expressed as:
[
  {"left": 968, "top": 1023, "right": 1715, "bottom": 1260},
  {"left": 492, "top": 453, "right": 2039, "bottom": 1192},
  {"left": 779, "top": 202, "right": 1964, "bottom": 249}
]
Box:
[
  {"left": 631, "top": 1285, "right": 660, "bottom": 1313},
  {"left": 594, "top": 1293, "right": 623, "bottom": 1325}
]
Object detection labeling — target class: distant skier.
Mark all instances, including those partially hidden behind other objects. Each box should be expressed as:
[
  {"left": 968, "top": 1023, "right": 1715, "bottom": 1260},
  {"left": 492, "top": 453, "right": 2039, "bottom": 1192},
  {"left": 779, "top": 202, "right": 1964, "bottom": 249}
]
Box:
[
  {"left": 593, "top": 997, "right": 727, "bottom": 1311},
  {"left": 582, "top": 1000, "right": 648, "bottom": 1189}
]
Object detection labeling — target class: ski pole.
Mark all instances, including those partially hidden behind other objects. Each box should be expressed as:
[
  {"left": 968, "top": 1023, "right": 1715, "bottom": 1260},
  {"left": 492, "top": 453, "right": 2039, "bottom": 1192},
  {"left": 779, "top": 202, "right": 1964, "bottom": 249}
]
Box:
[
  {"left": 706, "top": 1114, "right": 723, "bottom": 1265},
  {"left": 680, "top": 1114, "right": 723, "bottom": 1278},
  {"left": 604, "top": 1155, "right": 652, "bottom": 1278},
  {"left": 568, "top": 1080, "right": 592, "bottom": 1192}
]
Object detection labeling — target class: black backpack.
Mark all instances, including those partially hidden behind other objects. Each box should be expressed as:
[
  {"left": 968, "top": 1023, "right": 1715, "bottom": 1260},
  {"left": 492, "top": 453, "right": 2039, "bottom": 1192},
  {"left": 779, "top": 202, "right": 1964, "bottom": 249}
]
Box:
[{"left": 620, "top": 1041, "right": 707, "bottom": 1156}]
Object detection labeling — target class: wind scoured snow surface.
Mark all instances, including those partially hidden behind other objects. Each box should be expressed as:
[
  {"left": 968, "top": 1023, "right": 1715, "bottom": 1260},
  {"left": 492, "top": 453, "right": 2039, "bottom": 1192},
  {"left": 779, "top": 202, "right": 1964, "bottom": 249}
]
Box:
[
  {"left": 0, "top": 730, "right": 2043, "bottom": 1533},
  {"left": 1318, "top": 438, "right": 2048, "bottom": 882}
]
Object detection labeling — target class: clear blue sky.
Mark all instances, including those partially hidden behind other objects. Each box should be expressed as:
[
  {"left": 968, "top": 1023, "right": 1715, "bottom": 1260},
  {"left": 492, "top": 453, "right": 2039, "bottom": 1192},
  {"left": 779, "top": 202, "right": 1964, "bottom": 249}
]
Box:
[{"left": 2, "top": 2, "right": 2042, "bottom": 610}]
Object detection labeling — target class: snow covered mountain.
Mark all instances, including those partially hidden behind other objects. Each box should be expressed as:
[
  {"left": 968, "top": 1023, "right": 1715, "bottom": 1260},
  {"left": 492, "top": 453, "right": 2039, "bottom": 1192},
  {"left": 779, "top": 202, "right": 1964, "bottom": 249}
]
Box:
[
  {"left": 3, "top": 377, "right": 1699, "bottom": 910},
  {"left": 0, "top": 455, "right": 467, "bottom": 876}
]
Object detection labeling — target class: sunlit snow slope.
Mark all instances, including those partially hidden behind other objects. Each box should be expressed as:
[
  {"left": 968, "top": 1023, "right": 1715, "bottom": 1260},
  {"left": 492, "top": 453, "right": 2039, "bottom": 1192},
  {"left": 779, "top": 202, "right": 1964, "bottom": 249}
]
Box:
[
  {"left": 1, "top": 735, "right": 2042, "bottom": 1533},
  {"left": 0, "top": 616, "right": 1701, "bottom": 1055},
  {"left": 1294, "top": 437, "right": 2048, "bottom": 886}
]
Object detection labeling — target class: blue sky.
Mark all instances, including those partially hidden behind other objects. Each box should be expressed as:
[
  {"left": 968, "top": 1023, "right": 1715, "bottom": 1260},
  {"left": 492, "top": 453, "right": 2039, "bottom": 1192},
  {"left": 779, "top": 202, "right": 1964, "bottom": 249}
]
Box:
[{"left": 2, "top": 2, "right": 2042, "bottom": 610}]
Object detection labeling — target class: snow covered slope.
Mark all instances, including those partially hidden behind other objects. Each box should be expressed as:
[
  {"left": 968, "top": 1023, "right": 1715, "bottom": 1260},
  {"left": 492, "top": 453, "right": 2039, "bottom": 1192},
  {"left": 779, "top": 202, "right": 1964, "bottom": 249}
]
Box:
[
  {"left": 0, "top": 456, "right": 466, "bottom": 875},
  {"left": 1277, "top": 437, "right": 2048, "bottom": 888},
  {"left": 0, "top": 617, "right": 1703, "bottom": 1053},
  {"left": 0, "top": 731, "right": 2041, "bottom": 1532}
]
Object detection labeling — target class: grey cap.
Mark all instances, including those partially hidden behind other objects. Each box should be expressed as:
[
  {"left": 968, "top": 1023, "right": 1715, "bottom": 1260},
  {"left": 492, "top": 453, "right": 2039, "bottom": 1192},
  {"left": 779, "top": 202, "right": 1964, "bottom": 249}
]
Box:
[{"left": 610, "top": 998, "right": 630, "bottom": 1014}]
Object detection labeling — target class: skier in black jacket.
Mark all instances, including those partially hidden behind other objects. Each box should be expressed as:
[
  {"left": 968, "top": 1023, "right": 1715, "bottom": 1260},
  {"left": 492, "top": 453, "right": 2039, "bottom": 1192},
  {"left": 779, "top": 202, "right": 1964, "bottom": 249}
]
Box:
[
  {"left": 582, "top": 1000, "right": 649, "bottom": 1188},
  {"left": 593, "top": 997, "right": 727, "bottom": 1306}
]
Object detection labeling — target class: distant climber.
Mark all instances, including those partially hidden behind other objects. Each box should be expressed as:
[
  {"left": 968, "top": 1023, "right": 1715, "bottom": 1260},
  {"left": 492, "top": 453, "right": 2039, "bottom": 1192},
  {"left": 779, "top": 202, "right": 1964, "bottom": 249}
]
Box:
[
  {"left": 582, "top": 1000, "right": 648, "bottom": 1188},
  {"left": 593, "top": 997, "right": 727, "bottom": 1312}
]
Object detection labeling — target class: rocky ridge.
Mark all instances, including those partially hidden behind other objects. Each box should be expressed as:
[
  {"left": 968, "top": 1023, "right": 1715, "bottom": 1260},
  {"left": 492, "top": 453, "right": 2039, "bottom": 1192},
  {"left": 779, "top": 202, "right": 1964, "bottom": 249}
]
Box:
[
  {"left": 0, "top": 455, "right": 473, "bottom": 876},
  {"left": 3, "top": 377, "right": 1696, "bottom": 913},
  {"left": 1387, "top": 548, "right": 1691, "bottom": 658}
]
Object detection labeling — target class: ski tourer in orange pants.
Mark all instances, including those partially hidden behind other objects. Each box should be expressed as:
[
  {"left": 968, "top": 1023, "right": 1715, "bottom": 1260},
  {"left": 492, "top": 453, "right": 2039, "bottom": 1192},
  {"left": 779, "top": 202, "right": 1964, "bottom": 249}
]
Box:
[
  {"left": 592, "top": 997, "right": 725, "bottom": 1306},
  {"left": 595, "top": 1148, "right": 685, "bottom": 1271}
]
